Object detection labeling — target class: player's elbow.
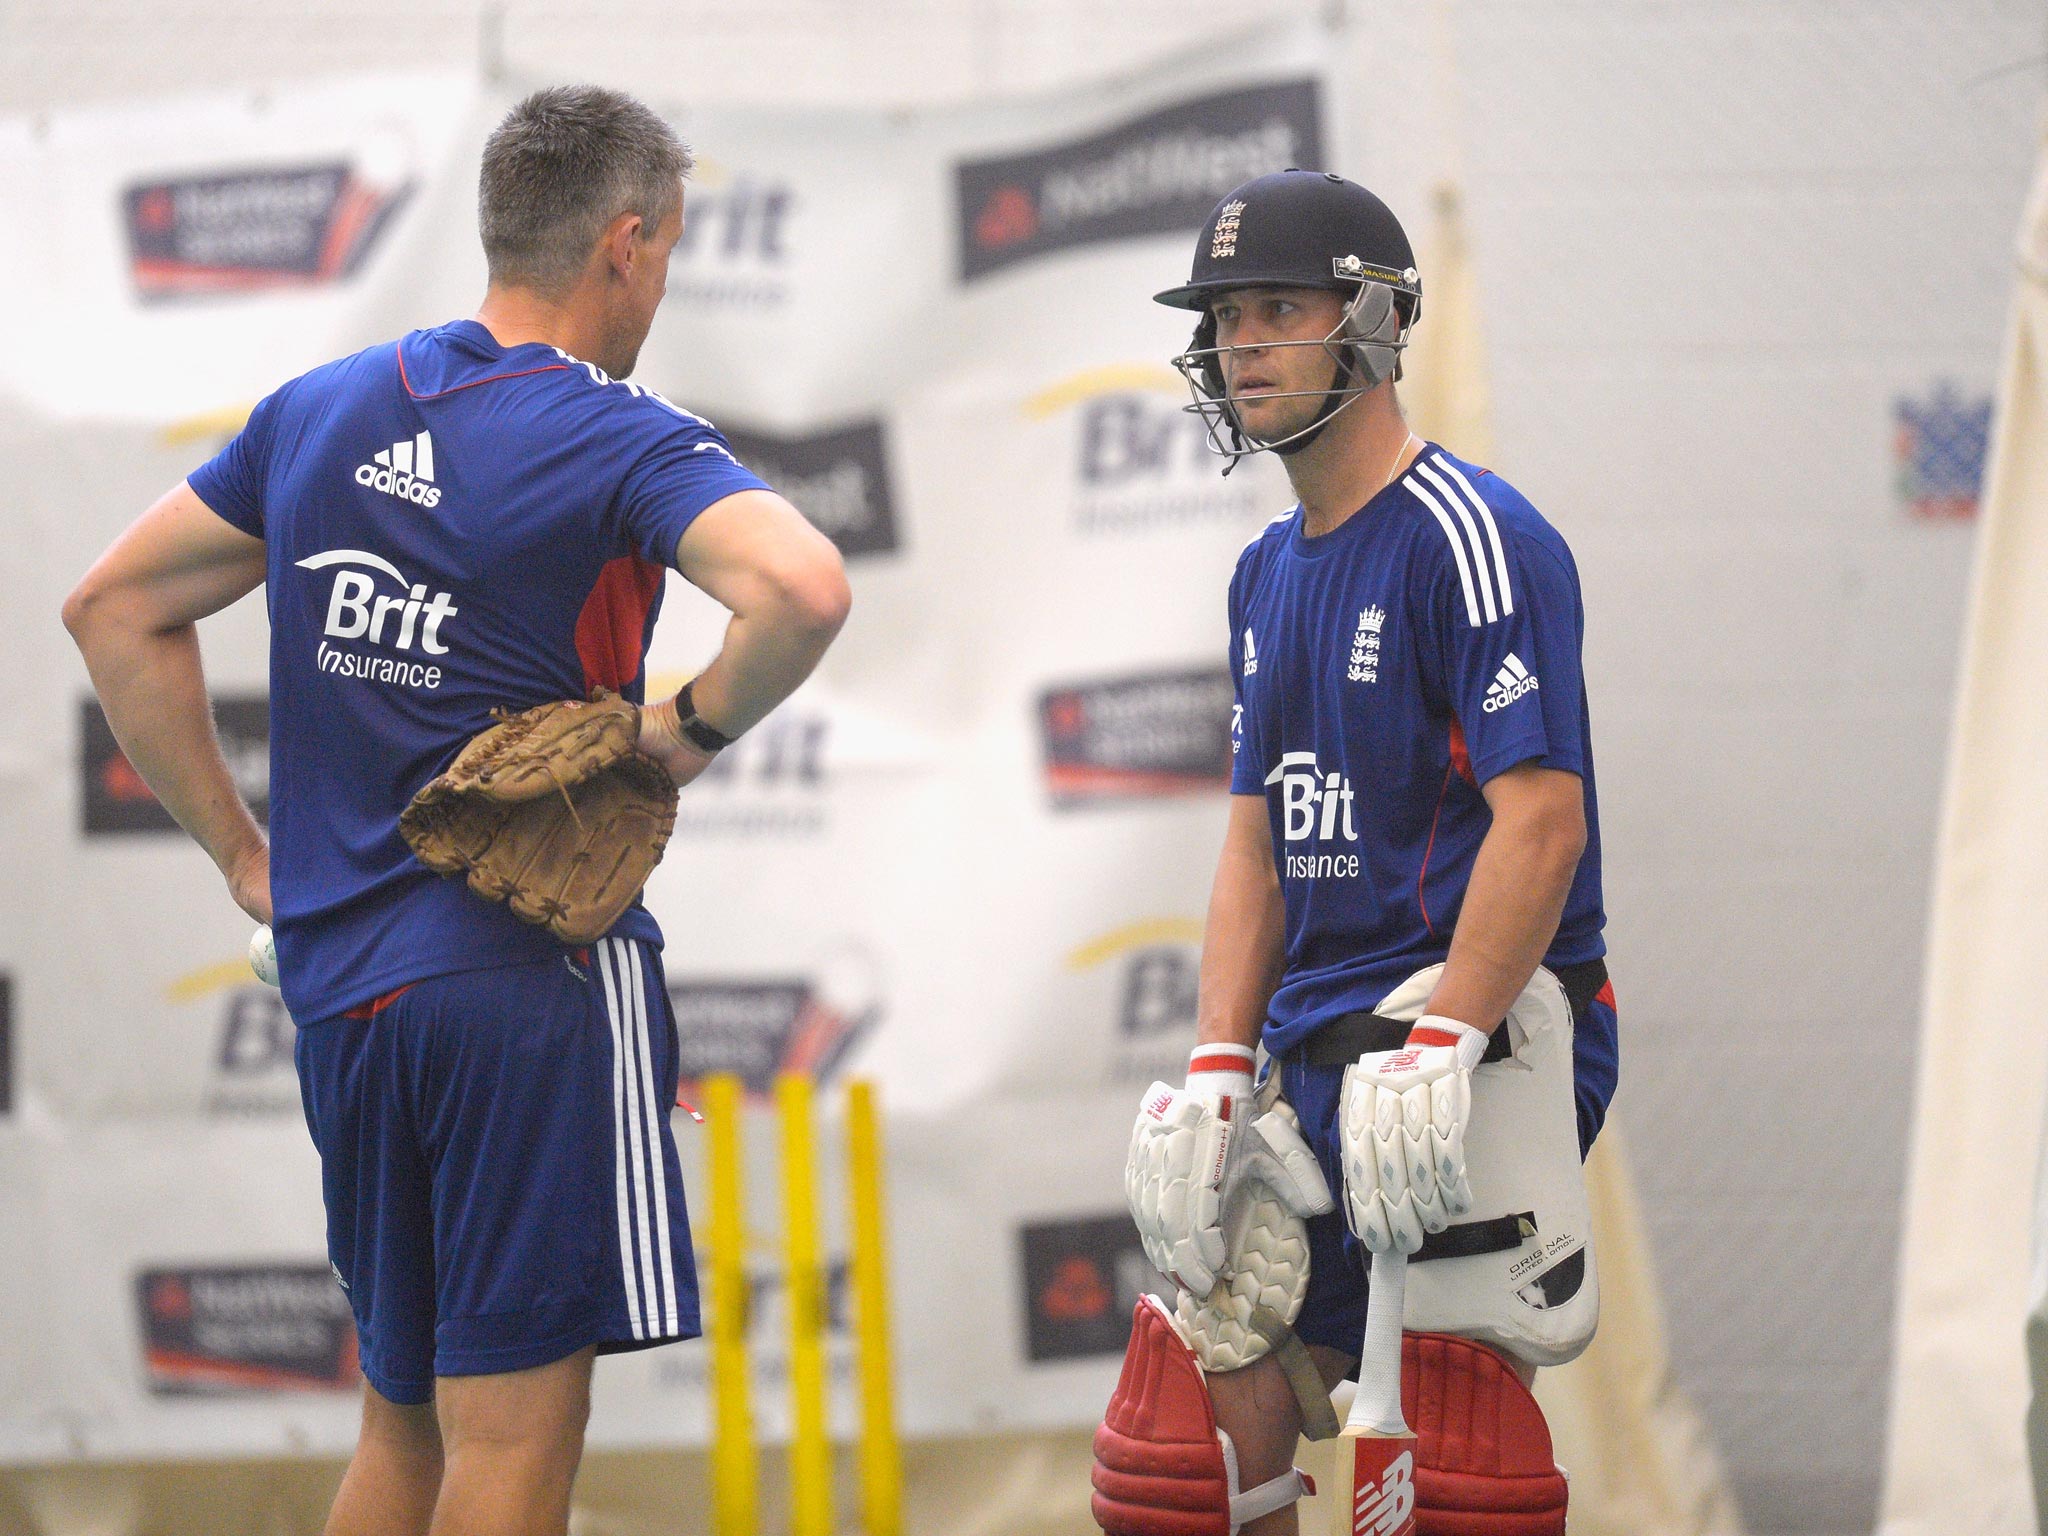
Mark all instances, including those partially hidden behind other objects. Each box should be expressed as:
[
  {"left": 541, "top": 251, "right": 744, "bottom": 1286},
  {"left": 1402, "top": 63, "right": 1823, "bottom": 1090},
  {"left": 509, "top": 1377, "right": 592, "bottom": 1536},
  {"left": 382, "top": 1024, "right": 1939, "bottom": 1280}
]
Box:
[
  {"left": 1488, "top": 767, "right": 1585, "bottom": 858},
  {"left": 1493, "top": 775, "right": 1586, "bottom": 874},
  {"left": 1533, "top": 796, "right": 1587, "bottom": 872},
  {"left": 61, "top": 570, "right": 115, "bottom": 648},
  {"left": 770, "top": 538, "right": 852, "bottom": 642}
]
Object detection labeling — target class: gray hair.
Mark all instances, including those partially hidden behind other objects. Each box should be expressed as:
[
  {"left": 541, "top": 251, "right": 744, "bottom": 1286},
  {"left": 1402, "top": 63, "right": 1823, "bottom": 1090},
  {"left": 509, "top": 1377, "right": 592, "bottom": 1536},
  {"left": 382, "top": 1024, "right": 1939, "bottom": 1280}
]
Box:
[{"left": 479, "top": 85, "right": 693, "bottom": 290}]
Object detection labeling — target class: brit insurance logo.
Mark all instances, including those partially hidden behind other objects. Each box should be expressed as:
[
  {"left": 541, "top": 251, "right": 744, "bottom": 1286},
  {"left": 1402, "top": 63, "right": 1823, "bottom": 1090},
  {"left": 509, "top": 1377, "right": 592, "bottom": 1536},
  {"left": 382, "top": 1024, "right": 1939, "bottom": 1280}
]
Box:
[
  {"left": 671, "top": 946, "right": 882, "bottom": 1099},
  {"left": 1265, "top": 749, "right": 1361, "bottom": 881},
  {"left": 162, "top": 955, "right": 300, "bottom": 1118},
  {"left": 1894, "top": 379, "right": 1990, "bottom": 521},
  {"left": 1039, "top": 666, "right": 1235, "bottom": 808},
  {"left": 668, "top": 704, "right": 831, "bottom": 839},
  {"left": 1068, "top": 918, "right": 1202, "bottom": 1086},
  {"left": 1023, "top": 364, "right": 1270, "bottom": 537},
  {"left": 137, "top": 1264, "right": 358, "bottom": 1394},
  {"left": 955, "top": 77, "right": 1320, "bottom": 282},
  {"left": 665, "top": 157, "right": 798, "bottom": 312},
  {"left": 123, "top": 138, "right": 416, "bottom": 303},
  {"left": 298, "top": 548, "right": 459, "bottom": 692},
  {"left": 82, "top": 695, "right": 267, "bottom": 835},
  {"left": 722, "top": 420, "right": 899, "bottom": 559}
]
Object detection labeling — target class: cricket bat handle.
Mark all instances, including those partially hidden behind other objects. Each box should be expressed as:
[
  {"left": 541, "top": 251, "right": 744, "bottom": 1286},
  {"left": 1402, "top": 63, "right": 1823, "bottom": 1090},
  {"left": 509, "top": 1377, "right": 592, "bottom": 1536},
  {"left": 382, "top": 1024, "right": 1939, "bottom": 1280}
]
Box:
[{"left": 1349, "top": 1248, "right": 1409, "bottom": 1436}]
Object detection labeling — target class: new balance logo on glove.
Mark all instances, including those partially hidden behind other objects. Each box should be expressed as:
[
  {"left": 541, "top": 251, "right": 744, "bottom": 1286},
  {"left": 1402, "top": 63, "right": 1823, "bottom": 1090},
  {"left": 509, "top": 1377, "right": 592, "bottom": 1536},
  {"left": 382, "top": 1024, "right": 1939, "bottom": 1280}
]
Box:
[
  {"left": 355, "top": 431, "right": 442, "bottom": 507},
  {"left": 1481, "top": 652, "right": 1538, "bottom": 713}
]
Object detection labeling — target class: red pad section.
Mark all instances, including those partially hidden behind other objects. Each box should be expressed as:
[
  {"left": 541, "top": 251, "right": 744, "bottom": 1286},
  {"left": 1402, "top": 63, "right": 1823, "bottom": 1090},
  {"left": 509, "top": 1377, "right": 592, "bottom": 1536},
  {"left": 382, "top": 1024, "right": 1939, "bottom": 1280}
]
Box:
[
  {"left": 1403, "top": 1332, "right": 1568, "bottom": 1536},
  {"left": 1091, "top": 1298, "right": 1232, "bottom": 1536},
  {"left": 574, "top": 556, "right": 664, "bottom": 696}
]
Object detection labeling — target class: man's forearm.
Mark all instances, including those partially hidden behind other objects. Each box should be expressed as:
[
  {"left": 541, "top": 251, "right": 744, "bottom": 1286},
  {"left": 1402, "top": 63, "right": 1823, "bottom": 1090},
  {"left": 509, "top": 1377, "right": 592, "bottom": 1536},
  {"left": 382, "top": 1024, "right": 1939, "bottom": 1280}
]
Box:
[
  {"left": 1425, "top": 810, "right": 1581, "bottom": 1031},
  {"left": 1195, "top": 813, "right": 1286, "bottom": 1049},
  {"left": 674, "top": 594, "right": 845, "bottom": 737},
  {"left": 74, "top": 618, "right": 266, "bottom": 877}
]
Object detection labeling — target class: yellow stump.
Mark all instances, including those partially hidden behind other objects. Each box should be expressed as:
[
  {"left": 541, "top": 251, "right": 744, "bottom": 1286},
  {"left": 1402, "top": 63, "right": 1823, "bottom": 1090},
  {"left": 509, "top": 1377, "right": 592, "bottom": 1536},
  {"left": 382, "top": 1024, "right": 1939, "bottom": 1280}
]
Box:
[
  {"left": 703, "top": 1074, "right": 756, "bottom": 1536},
  {"left": 847, "top": 1080, "right": 903, "bottom": 1536},
  {"left": 778, "top": 1072, "right": 832, "bottom": 1536}
]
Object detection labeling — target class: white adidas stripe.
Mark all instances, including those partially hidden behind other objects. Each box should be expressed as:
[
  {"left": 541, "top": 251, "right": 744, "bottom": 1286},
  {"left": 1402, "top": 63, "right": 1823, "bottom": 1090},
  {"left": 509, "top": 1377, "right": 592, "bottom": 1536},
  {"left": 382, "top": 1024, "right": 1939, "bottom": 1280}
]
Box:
[
  {"left": 1504, "top": 653, "right": 1531, "bottom": 682},
  {"left": 625, "top": 940, "right": 682, "bottom": 1334},
  {"left": 617, "top": 941, "right": 662, "bottom": 1335},
  {"left": 1407, "top": 454, "right": 1516, "bottom": 628},
  {"left": 1406, "top": 469, "right": 1485, "bottom": 627},
  {"left": 597, "top": 937, "right": 682, "bottom": 1341},
  {"left": 551, "top": 346, "right": 717, "bottom": 432},
  {"left": 1433, "top": 457, "right": 1512, "bottom": 619},
  {"left": 598, "top": 940, "right": 647, "bottom": 1340},
  {"left": 1415, "top": 459, "right": 1498, "bottom": 623},
  {"left": 1240, "top": 505, "right": 1298, "bottom": 554}
]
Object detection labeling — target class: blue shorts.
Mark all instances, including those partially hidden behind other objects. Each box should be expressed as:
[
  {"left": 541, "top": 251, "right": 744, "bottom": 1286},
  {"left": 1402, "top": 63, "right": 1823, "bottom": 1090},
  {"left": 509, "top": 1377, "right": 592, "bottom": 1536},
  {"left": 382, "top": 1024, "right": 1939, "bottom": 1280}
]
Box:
[
  {"left": 1279, "top": 963, "right": 1618, "bottom": 1369},
  {"left": 296, "top": 937, "right": 700, "bottom": 1404}
]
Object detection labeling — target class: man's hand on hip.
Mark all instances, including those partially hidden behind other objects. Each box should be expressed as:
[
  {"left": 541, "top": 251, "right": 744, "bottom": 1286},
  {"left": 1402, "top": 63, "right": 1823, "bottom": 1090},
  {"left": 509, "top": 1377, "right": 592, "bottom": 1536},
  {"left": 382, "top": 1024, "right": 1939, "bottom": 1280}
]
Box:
[
  {"left": 225, "top": 839, "right": 272, "bottom": 926},
  {"left": 638, "top": 694, "right": 722, "bottom": 788}
]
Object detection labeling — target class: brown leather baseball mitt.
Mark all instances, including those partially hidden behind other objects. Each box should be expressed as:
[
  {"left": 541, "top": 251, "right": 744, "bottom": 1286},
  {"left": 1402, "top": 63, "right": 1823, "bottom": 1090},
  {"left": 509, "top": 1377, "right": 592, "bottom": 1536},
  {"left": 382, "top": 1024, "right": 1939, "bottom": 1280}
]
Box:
[{"left": 399, "top": 689, "right": 680, "bottom": 945}]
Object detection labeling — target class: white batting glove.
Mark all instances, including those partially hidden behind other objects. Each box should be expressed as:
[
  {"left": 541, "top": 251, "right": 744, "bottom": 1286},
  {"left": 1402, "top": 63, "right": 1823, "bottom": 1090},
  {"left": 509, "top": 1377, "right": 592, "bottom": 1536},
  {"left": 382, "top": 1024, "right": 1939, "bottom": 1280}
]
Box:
[
  {"left": 1339, "top": 1015, "right": 1490, "bottom": 1254},
  {"left": 1126, "top": 1044, "right": 1332, "bottom": 1296}
]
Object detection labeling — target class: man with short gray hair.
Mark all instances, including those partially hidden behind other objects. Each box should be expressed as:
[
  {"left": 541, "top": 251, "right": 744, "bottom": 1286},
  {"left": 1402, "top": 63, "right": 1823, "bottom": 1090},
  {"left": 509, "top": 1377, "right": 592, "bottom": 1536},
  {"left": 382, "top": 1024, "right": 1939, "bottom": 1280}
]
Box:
[{"left": 65, "top": 83, "right": 849, "bottom": 1536}]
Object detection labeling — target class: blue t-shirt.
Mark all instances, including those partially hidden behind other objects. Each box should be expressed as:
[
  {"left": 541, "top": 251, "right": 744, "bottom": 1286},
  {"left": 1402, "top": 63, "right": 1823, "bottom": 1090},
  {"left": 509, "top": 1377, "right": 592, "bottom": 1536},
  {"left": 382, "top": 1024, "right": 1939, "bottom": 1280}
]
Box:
[
  {"left": 189, "top": 320, "right": 771, "bottom": 1021},
  {"left": 1229, "top": 443, "right": 1607, "bottom": 1056}
]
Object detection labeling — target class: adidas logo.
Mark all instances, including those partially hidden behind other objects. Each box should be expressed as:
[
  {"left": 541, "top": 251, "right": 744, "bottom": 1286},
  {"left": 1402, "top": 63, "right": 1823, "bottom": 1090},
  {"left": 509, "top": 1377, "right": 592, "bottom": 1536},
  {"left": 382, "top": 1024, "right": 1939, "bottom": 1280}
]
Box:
[
  {"left": 1242, "top": 628, "right": 1258, "bottom": 677},
  {"left": 354, "top": 430, "right": 442, "bottom": 507},
  {"left": 1482, "top": 652, "right": 1539, "bottom": 713}
]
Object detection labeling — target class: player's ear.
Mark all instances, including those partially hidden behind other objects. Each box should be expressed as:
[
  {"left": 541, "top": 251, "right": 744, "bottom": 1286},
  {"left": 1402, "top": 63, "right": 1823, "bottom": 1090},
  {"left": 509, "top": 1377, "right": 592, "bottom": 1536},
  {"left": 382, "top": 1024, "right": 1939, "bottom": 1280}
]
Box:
[{"left": 601, "top": 211, "right": 642, "bottom": 280}]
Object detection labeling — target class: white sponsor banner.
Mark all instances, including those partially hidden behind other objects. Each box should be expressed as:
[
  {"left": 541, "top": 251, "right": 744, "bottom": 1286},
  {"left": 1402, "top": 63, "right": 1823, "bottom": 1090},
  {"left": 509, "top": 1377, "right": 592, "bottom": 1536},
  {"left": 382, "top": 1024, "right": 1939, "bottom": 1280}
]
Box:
[
  {"left": 0, "top": 74, "right": 485, "bottom": 423},
  {"left": 3, "top": 29, "right": 1335, "bottom": 1460}
]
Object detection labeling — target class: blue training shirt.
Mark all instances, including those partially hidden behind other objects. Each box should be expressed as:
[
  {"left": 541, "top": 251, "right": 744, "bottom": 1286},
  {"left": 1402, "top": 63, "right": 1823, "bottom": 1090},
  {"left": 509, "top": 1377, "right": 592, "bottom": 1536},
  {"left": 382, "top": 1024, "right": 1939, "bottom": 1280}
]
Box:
[
  {"left": 1229, "top": 443, "right": 1608, "bottom": 1057},
  {"left": 189, "top": 320, "right": 771, "bottom": 1021}
]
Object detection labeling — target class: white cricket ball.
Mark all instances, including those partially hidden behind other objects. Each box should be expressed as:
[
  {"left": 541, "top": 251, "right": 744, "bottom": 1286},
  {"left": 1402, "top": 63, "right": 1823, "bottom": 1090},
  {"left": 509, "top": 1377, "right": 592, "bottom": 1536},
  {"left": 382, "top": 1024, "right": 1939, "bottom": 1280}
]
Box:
[{"left": 249, "top": 924, "right": 280, "bottom": 989}]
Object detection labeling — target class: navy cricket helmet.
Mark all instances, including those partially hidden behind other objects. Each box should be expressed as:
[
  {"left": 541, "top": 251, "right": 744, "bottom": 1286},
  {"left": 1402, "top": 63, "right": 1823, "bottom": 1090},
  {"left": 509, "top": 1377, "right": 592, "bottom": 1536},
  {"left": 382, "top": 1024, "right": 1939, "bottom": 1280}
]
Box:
[
  {"left": 1157, "top": 170, "right": 1423, "bottom": 466},
  {"left": 1154, "top": 168, "right": 1421, "bottom": 318}
]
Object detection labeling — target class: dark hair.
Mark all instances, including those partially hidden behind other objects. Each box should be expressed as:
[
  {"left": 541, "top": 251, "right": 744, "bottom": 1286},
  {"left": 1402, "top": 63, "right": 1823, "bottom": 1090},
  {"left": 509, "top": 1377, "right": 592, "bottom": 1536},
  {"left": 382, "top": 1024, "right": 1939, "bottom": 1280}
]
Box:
[{"left": 478, "top": 85, "right": 692, "bottom": 290}]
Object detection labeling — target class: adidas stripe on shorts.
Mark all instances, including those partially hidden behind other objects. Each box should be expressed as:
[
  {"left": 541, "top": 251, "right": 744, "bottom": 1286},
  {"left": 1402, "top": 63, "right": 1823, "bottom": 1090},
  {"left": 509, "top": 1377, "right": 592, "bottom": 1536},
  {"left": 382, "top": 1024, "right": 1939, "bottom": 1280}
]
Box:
[{"left": 295, "top": 939, "right": 699, "bottom": 1404}]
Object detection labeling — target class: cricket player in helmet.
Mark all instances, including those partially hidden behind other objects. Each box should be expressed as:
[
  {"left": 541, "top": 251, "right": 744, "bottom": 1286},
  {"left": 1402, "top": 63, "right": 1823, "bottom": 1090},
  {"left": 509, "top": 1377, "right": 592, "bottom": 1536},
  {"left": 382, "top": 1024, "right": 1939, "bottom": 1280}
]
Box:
[{"left": 1099, "top": 170, "right": 1619, "bottom": 1536}]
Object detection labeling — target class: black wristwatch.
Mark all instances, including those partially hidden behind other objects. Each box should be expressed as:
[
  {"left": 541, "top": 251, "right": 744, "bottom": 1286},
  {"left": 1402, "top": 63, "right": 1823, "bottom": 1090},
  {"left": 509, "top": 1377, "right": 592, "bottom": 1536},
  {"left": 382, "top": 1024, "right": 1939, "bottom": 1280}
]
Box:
[{"left": 674, "top": 679, "right": 736, "bottom": 753}]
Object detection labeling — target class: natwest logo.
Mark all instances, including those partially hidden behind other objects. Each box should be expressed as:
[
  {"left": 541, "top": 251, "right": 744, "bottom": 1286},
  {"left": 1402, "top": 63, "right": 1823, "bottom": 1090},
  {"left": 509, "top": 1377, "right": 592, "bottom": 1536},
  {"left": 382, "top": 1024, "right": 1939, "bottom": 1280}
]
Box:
[
  {"left": 956, "top": 79, "right": 1320, "bottom": 281},
  {"left": 1038, "top": 667, "right": 1235, "bottom": 807},
  {"left": 123, "top": 153, "right": 415, "bottom": 303},
  {"left": 82, "top": 695, "right": 268, "bottom": 835},
  {"left": 299, "top": 549, "right": 457, "bottom": 653},
  {"left": 1018, "top": 1213, "right": 1158, "bottom": 1362},
  {"left": 720, "top": 421, "right": 899, "bottom": 559}
]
